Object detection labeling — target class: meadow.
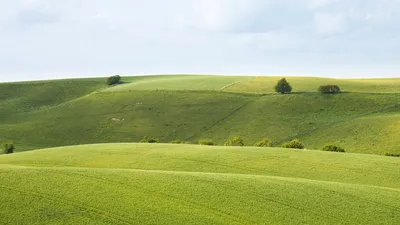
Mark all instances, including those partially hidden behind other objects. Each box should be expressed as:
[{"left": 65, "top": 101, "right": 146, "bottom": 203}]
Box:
[
  {"left": 1, "top": 75, "right": 399, "bottom": 154},
  {"left": 1, "top": 75, "right": 400, "bottom": 224},
  {"left": 0, "top": 144, "right": 399, "bottom": 225}
]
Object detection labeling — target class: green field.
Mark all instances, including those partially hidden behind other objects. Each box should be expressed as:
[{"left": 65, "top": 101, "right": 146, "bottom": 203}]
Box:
[
  {"left": 0, "top": 143, "right": 399, "bottom": 224},
  {"left": 104, "top": 75, "right": 251, "bottom": 92},
  {"left": 1, "top": 75, "right": 400, "bottom": 224},
  {"left": 1, "top": 75, "right": 399, "bottom": 154},
  {"left": 224, "top": 76, "right": 400, "bottom": 94}
]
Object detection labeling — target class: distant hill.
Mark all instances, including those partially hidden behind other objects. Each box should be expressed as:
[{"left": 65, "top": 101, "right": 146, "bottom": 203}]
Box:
[{"left": 1, "top": 75, "right": 399, "bottom": 154}]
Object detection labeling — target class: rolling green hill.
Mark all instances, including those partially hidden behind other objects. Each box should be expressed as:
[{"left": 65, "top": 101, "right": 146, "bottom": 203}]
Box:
[
  {"left": 104, "top": 75, "right": 251, "bottom": 92},
  {"left": 0, "top": 75, "right": 399, "bottom": 155},
  {"left": 224, "top": 76, "right": 400, "bottom": 94},
  {"left": 0, "top": 144, "right": 399, "bottom": 225}
]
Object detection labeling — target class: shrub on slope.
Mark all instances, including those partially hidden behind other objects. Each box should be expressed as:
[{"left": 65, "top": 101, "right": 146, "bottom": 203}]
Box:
[
  {"left": 254, "top": 138, "right": 272, "bottom": 147},
  {"left": 2, "top": 142, "right": 14, "bottom": 154},
  {"left": 140, "top": 136, "right": 160, "bottom": 143},
  {"left": 224, "top": 136, "right": 245, "bottom": 146},
  {"left": 198, "top": 139, "right": 214, "bottom": 146},
  {"left": 282, "top": 139, "right": 304, "bottom": 149},
  {"left": 318, "top": 85, "right": 341, "bottom": 94},
  {"left": 322, "top": 145, "right": 346, "bottom": 153}
]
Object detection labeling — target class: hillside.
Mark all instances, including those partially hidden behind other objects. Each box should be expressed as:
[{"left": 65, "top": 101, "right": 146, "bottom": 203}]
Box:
[
  {"left": 0, "top": 144, "right": 399, "bottom": 225},
  {"left": 0, "top": 75, "right": 399, "bottom": 154}
]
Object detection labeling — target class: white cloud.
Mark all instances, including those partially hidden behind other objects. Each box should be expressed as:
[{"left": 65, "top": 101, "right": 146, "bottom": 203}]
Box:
[
  {"left": 175, "top": 0, "right": 271, "bottom": 32},
  {"left": 313, "top": 12, "right": 346, "bottom": 35},
  {"left": 308, "top": 0, "right": 341, "bottom": 9},
  {"left": 1, "top": 0, "right": 400, "bottom": 81},
  {"left": 230, "top": 32, "right": 306, "bottom": 51}
]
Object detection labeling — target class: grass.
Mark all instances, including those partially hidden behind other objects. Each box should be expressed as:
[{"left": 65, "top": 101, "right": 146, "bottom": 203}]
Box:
[
  {"left": 104, "top": 75, "right": 251, "bottom": 92},
  {"left": 0, "top": 75, "right": 399, "bottom": 155},
  {"left": 0, "top": 78, "right": 105, "bottom": 122},
  {"left": 224, "top": 76, "right": 400, "bottom": 94},
  {"left": 0, "top": 143, "right": 399, "bottom": 225}
]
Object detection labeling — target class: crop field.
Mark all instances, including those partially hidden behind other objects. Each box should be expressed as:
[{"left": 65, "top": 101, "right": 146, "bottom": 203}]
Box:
[
  {"left": 1, "top": 75, "right": 399, "bottom": 154},
  {"left": 0, "top": 144, "right": 399, "bottom": 225}
]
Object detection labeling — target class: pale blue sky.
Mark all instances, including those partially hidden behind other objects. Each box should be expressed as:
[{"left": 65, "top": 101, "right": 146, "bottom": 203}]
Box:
[{"left": 1, "top": 0, "right": 400, "bottom": 82}]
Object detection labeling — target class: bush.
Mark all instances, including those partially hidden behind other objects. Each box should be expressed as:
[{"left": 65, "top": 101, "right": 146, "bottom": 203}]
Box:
[
  {"left": 198, "top": 139, "right": 214, "bottom": 146},
  {"left": 281, "top": 139, "right": 304, "bottom": 149},
  {"left": 140, "top": 136, "right": 159, "bottom": 143},
  {"left": 224, "top": 136, "right": 244, "bottom": 146},
  {"left": 318, "top": 85, "right": 341, "bottom": 94},
  {"left": 106, "top": 75, "right": 122, "bottom": 86},
  {"left": 274, "top": 78, "right": 292, "bottom": 94},
  {"left": 2, "top": 142, "right": 14, "bottom": 154},
  {"left": 254, "top": 138, "right": 272, "bottom": 147},
  {"left": 385, "top": 153, "right": 400, "bottom": 157},
  {"left": 322, "top": 144, "right": 345, "bottom": 153},
  {"left": 171, "top": 139, "right": 189, "bottom": 144}
]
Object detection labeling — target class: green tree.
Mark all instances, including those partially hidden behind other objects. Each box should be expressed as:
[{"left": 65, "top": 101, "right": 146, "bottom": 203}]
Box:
[
  {"left": 106, "top": 75, "right": 122, "bottom": 86},
  {"left": 2, "top": 142, "right": 14, "bottom": 154},
  {"left": 322, "top": 144, "right": 345, "bottom": 152},
  {"left": 198, "top": 139, "right": 214, "bottom": 146},
  {"left": 274, "top": 78, "right": 292, "bottom": 94},
  {"left": 140, "top": 136, "right": 159, "bottom": 143},
  {"left": 224, "top": 136, "right": 244, "bottom": 146},
  {"left": 281, "top": 139, "right": 304, "bottom": 149},
  {"left": 254, "top": 138, "right": 272, "bottom": 147},
  {"left": 318, "top": 85, "right": 341, "bottom": 94}
]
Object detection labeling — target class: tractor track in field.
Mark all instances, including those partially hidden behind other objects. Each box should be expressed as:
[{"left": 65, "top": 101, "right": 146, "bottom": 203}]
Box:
[
  {"left": 0, "top": 183, "right": 134, "bottom": 225},
  {"left": 185, "top": 95, "right": 263, "bottom": 141},
  {"left": 2, "top": 166, "right": 400, "bottom": 224},
  {"left": 192, "top": 176, "right": 343, "bottom": 223},
  {"left": 53, "top": 169, "right": 251, "bottom": 225},
  {"left": 283, "top": 101, "right": 400, "bottom": 143}
]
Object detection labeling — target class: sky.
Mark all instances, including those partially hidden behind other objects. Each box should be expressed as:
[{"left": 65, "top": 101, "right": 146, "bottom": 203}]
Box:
[{"left": 1, "top": 0, "right": 400, "bottom": 82}]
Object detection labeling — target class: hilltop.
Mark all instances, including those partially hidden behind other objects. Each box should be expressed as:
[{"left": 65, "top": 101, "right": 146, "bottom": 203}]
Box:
[{"left": 0, "top": 75, "right": 399, "bottom": 155}]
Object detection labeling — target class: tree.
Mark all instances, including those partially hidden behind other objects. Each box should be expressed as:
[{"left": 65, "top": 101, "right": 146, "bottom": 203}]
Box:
[
  {"left": 198, "top": 139, "right": 214, "bottom": 146},
  {"left": 254, "top": 138, "right": 272, "bottom": 147},
  {"left": 140, "top": 136, "right": 159, "bottom": 143},
  {"left": 106, "top": 75, "right": 122, "bottom": 86},
  {"left": 2, "top": 142, "right": 14, "bottom": 154},
  {"left": 275, "top": 78, "right": 292, "bottom": 94},
  {"left": 281, "top": 139, "right": 304, "bottom": 149},
  {"left": 171, "top": 139, "right": 190, "bottom": 144},
  {"left": 322, "top": 144, "right": 345, "bottom": 153},
  {"left": 318, "top": 85, "right": 341, "bottom": 94},
  {"left": 224, "top": 136, "right": 244, "bottom": 146}
]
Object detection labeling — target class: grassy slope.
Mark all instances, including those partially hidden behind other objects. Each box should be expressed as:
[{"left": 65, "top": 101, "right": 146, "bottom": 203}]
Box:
[
  {"left": 0, "top": 78, "right": 105, "bottom": 120},
  {"left": 194, "top": 93, "right": 400, "bottom": 154},
  {"left": 0, "top": 75, "right": 399, "bottom": 154},
  {"left": 1, "top": 90, "right": 254, "bottom": 151},
  {"left": 0, "top": 144, "right": 399, "bottom": 225},
  {"left": 224, "top": 76, "right": 400, "bottom": 94},
  {"left": 104, "top": 75, "right": 251, "bottom": 92}
]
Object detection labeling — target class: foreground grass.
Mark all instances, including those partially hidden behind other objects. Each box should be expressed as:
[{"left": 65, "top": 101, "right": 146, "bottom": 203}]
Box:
[{"left": 0, "top": 144, "right": 399, "bottom": 225}]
